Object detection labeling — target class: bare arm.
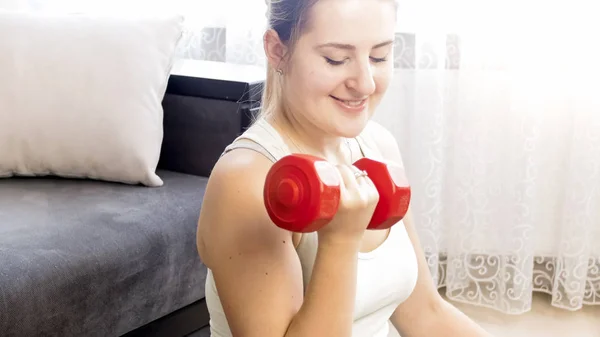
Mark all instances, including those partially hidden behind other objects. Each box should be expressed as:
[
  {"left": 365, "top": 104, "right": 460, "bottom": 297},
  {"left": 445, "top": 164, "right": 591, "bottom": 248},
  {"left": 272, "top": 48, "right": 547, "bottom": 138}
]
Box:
[
  {"left": 196, "top": 149, "right": 366, "bottom": 337},
  {"left": 391, "top": 208, "right": 493, "bottom": 336},
  {"left": 365, "top": 121, "right": 493, "bottom": 337}
]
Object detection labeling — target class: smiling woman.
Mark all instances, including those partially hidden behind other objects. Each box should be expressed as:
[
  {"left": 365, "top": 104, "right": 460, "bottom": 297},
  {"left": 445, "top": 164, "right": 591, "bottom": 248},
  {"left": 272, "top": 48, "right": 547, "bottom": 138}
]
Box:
[
  {"left": 259, "top": 0, "right": 397, "bottom": 140},
  {"left": 195, "top": 0, "right": 493, "bottom": 337}
]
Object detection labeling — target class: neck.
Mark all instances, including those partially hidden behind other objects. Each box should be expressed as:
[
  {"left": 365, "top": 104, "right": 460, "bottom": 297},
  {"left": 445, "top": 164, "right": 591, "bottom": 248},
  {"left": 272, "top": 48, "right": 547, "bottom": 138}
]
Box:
[{"left": 266, "top": 111, "right": 352, "bottom": 165}]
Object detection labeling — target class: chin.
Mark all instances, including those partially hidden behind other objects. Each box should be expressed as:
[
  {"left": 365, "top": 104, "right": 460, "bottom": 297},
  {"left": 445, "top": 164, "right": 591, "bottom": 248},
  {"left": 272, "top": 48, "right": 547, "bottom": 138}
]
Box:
[
  {"left": 327, "top": 96, "right": 373, "bottom": 137},
  {"left": 332, "top": 115, "right": 371, "bottom": 139}
]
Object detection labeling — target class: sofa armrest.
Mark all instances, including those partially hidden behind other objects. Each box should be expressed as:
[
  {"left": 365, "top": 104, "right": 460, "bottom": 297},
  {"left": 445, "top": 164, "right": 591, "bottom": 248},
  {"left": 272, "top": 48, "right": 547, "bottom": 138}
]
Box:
[{"left": 157, "top": 59, "right": 264, "bottom": 177}]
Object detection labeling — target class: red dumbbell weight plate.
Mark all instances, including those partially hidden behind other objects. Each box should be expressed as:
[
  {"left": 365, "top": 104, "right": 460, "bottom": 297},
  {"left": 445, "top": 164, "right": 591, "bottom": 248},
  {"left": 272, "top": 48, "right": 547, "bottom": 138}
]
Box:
[
  {"left": 354, "top": 158, "right": 411, "bottom": 230},
  {"left": 264, "top": 154, "right": 342, "bottom": 233}
]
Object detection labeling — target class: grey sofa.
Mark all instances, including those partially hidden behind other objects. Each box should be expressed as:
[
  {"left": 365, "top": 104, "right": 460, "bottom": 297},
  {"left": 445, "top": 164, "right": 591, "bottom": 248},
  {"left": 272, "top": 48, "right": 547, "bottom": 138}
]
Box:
[{"left": 0, "top": 59, "right": 264, "bottom": 337}]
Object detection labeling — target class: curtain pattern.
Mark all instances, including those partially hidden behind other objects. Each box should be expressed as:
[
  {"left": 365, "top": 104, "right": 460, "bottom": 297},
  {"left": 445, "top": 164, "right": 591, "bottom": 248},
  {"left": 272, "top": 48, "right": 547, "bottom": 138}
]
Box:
[{"left": 11, "top": 0, "right": 600, "bottom": 314}]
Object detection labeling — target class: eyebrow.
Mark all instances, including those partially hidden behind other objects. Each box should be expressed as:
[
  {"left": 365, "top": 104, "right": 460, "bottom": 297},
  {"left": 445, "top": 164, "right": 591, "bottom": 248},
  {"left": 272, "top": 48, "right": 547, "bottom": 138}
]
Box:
[{"left": 316, "top": 40, "right": 394, "bottom": 51}]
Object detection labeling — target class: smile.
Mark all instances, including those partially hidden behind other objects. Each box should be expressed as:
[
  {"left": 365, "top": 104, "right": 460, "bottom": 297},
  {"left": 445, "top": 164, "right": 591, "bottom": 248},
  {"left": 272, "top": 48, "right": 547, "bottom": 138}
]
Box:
[{"left": 330, "top": 95, "right": 368, "bottom": 112}]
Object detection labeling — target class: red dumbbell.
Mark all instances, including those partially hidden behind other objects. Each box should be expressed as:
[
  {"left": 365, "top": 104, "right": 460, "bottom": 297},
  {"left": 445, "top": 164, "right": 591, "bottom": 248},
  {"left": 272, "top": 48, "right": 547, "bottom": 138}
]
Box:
[{"left": 263, "top": 154, "right": 411, "bottom": 233}]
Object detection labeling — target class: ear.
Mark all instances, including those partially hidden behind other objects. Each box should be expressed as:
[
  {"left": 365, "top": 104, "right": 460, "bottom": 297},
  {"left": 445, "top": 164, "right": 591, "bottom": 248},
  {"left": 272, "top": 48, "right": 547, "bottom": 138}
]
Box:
[{"left": 263, "top": 29, "right": 289, "bottom": 71}]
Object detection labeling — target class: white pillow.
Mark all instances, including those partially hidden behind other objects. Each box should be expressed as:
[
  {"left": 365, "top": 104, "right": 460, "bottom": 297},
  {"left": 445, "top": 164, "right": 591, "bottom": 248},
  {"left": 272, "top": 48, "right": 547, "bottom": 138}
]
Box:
[{"left": 0, "top": 10, "right": 184, "bottom": 186}]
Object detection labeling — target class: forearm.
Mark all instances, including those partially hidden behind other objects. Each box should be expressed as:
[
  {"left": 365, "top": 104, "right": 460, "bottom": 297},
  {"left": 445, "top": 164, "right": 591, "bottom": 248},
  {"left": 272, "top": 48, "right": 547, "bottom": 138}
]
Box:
[
  {"left": 436, "top": 300, "right": 493, "bottom": 336},
  {"left": 398, "top": 299, "right": 493, "bottom": 337},
  {"left": 285, "top": 242, "right": 358, "bottom": 337}
]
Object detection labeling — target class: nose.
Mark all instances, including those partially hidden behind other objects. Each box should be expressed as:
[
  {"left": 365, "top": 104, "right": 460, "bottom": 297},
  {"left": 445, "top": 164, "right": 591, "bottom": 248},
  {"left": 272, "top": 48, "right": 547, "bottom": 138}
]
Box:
[{"left": 346, "top": 59, "right": 376, "bottom": 97}]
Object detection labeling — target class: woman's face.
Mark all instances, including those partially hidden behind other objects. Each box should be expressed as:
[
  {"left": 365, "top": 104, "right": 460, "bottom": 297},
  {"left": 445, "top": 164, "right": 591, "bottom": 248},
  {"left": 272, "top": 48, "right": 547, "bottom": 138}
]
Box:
[{"left": 282, "top": 0, "right": 397, "bottom": 138}]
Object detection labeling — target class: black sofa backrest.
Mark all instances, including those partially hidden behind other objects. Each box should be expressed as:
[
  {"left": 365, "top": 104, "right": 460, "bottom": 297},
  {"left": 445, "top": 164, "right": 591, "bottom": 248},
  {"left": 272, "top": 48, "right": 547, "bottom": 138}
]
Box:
[{"left": 157, "top": 59, "right": 265, "bottom": 178}]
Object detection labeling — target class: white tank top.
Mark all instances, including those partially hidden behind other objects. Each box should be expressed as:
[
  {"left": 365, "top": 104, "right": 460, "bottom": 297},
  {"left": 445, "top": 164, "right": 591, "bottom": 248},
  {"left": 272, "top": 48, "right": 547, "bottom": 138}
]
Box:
[{"left": 204, "top": 118, "right": 419, "bottom": 337}]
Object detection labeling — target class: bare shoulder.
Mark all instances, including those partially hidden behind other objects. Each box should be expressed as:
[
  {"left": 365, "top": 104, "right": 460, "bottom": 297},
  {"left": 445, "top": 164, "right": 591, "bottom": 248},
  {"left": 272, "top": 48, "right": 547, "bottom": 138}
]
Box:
[
  {"left": 196, "top": 147, "right": 294, "bottom": 267},
  {"left": 195, "top": 147, "right": 304, "bottom": 336}
]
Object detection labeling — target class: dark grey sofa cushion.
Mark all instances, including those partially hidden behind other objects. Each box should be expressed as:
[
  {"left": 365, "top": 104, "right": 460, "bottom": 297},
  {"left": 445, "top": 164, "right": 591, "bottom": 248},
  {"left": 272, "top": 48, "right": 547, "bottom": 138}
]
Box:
[{"left": 0, "top": 170, "right": 208, "bottom": 337}]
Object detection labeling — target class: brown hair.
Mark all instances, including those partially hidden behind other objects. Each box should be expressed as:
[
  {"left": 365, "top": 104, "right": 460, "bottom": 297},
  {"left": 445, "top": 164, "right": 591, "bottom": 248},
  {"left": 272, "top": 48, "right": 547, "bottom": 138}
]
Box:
[{"left": 258, "top": 0, "right": 320, "bottom": 119}]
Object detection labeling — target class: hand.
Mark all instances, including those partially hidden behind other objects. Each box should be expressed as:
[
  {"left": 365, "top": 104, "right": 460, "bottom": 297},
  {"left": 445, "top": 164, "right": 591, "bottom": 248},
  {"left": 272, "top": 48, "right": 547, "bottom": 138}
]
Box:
[{"left": 317, "top": 164, "right": 380, "bottom": 247}]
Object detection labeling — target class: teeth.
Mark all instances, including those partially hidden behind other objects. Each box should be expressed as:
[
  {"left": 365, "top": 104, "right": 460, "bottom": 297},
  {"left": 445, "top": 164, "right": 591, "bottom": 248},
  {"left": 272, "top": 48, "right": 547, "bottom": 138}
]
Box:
[
  {"left": 343, "top": 100, "right": 363, "bottom": 106},
  {"left": 332, "top": 96, "right": 365, "bottom": 107}
]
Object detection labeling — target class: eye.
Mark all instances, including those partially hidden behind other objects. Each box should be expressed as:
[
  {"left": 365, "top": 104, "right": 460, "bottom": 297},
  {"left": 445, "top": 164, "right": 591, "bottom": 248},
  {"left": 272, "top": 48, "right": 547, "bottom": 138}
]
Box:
[
  {"left": 370, "top": 56, "right": 388, "bottom": 63},
  {"left": 324, "top": 57, "right": 346, "bottom": 66}
]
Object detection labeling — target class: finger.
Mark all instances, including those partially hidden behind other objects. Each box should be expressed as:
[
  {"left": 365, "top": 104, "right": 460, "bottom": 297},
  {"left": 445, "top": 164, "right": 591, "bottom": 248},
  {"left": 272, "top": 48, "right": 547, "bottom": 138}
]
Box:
[
  {"left": 336, "top": 165, "right": 360, "bottom": 191},
  {"left": 349, "top": 165, "right": 371, "bottom": 188},
  {"left": 349, "top": 166, "right": 380, "bottom": 204}
]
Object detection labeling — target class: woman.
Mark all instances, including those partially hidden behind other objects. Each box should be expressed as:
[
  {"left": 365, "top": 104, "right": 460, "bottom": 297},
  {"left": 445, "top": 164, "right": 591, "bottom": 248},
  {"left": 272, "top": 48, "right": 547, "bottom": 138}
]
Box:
[{"left": 196, "top": 0, "right": 493, "bottom": 336}]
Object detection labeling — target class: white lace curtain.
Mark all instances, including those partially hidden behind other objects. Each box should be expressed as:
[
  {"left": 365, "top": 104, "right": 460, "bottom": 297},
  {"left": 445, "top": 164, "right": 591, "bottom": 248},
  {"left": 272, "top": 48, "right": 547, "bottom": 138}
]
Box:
[
  {"left": 8, "top": 0, "right": 599, "bottom": 314},
  {"left": 373, "top": 1, "right": 600, "bottom": 313}
]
